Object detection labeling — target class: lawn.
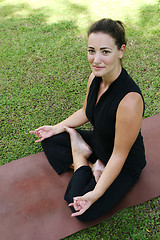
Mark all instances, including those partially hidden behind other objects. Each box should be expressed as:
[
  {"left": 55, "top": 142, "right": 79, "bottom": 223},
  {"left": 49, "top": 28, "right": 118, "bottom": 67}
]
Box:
[{"left": 0, "top": 0, "right": 160, "bottom": 239}]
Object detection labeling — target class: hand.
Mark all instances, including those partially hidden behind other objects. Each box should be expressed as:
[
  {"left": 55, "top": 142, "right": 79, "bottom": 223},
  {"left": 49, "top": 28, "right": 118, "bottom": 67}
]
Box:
[
  {"left": 30, "top": 125, "right": 63, "bottom": 142},
  {"left": 69, "top": 191, "right": 98, "bottom": 217}
]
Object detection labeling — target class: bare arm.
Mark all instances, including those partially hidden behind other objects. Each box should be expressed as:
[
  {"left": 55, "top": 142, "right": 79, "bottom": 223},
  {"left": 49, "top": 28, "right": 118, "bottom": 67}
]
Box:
[
  {"left": 55, "top": 107, "right": 88, "bottom": 130},
  {"left": 93, "top": 92, "right": 143, "bottom": 197}
]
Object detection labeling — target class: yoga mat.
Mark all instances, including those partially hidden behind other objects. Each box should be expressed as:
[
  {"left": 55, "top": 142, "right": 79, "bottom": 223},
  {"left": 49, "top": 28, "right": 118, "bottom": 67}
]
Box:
[{"left": 0, "top": 114, "right": 160, "bottom": 240}]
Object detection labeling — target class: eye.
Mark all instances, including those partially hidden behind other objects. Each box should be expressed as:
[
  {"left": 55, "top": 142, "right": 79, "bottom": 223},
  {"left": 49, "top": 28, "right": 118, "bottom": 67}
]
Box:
[
  {"left": 88, "top": 49, "right": 95, "bottom": 54},
  {"left": 102, "top": 50, "right": 110, "bottom": 55}
]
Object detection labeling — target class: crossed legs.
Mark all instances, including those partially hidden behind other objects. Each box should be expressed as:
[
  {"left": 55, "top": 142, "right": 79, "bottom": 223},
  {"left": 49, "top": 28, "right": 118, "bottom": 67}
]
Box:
[{"left": 42, "top": 127, "right": 137, "bottom": 221}]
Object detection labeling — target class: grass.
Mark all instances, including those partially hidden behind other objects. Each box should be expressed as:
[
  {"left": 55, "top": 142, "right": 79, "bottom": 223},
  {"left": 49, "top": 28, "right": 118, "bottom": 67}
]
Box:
[{"left": 0, "top": 0, "right": 160, "bottom": 239}]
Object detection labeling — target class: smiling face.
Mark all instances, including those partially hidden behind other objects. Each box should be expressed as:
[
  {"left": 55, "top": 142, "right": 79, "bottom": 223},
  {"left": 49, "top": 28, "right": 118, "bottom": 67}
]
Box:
[{"left": 88, "top": 32, "right": 125, "bottom": 81}]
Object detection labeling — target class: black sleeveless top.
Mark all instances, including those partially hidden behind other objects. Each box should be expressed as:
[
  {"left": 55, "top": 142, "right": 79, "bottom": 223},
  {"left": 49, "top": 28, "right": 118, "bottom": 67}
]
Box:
[{"left": 86, "top": 68, "right": 146, "bottom": 174}]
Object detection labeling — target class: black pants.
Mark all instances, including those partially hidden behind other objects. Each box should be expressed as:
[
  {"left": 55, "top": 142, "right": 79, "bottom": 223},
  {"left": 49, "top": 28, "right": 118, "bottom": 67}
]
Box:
[{"left": 42, "top": 130, "right": 138, "bottom": 222}]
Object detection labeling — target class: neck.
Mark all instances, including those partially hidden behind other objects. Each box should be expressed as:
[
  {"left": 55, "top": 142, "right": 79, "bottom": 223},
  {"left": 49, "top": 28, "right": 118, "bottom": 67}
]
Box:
[{"left": 102, "top": 65, "right": 122, "bottom": 87}]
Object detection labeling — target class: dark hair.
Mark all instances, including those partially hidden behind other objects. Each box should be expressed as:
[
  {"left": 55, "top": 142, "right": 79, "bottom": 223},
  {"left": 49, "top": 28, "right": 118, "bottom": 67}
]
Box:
[{"left": 88, "top": 18, "right": 127, "bottom": 49}]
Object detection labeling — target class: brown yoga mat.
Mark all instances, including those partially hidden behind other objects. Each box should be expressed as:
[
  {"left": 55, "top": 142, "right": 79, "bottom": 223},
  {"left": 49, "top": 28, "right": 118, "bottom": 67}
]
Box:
[{"left": 0, "top": 114, "right": 160, "bottom": 240}]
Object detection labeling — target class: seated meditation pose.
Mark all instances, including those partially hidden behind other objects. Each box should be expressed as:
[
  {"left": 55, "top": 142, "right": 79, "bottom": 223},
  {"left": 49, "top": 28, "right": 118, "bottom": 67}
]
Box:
[{"left": 30, "top": 19, "right": 146, "bottom": 222}]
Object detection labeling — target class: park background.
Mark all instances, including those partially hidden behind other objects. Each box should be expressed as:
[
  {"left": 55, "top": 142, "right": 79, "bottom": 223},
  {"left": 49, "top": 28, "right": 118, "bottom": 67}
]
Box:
[{"left": 1, "top": 0, "right": 159, "bottom": 239}]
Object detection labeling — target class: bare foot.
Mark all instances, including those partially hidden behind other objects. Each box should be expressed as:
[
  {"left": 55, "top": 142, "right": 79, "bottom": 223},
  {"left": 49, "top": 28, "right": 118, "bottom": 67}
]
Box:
[
  {"left": 64, "top": 126, "right": 92, "bottom": 159},
  {"left": 92, "top": 159, "right": 105, "bottom": 182}
]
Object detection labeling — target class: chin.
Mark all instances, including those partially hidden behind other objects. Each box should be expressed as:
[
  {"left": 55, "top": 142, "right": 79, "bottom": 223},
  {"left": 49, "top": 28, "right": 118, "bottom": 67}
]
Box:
[
  {"left": 92, "top": 70, "right": 103, "bottom": 77},
  {"left": 95, "top": 73, "right": 103, "bottom": 77}
]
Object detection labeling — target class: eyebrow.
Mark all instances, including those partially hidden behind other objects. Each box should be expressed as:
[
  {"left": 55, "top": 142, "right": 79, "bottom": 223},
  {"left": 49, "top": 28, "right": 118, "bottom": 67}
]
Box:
[{"left": 88, "top": 46, "right": 112, "bottom": 50}]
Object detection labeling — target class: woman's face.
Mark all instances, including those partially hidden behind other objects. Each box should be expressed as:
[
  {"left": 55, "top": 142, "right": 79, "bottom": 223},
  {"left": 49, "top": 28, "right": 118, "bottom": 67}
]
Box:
[{"left": 88, "top": 32, "right": 125, "bottom": 80}]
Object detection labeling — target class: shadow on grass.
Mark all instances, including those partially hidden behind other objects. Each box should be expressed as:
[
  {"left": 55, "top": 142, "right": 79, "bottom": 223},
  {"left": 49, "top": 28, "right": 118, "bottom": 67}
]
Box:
[
  {"left": 139, "top": 2, "right": 159, "bottom": 31},
  {"left": 123, "top": 2, "right": 159, "bottom": 117},
  {"left": 0, "top": 1, "right": 92, "bottom": 164},
  {"left": 0, "top": 2, "right": 30, "bottom": 17},
  {"left": 0, "top": 0, "right": 91, "bottom": 24}
]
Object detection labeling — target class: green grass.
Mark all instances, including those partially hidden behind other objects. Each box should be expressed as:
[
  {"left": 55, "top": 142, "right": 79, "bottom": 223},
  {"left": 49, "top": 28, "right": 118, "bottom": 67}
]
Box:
[{"left": 0, "top": 0, "right": 160, "bottom": 239}]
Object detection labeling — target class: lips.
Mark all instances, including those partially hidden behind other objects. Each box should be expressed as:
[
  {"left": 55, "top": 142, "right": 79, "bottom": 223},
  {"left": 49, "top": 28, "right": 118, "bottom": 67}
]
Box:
[{"left": 93, "top": 65, "right": 105, "bottom": 71}]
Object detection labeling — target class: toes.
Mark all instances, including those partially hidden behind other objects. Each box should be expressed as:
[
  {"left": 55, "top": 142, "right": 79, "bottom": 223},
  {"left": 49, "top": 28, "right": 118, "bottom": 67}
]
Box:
[
  {"left": 92, "top": 160, "right": 105, "bottom": 182},
  {"left": 64, "top": 127, "right": 74, "bottom": 137},
  {"left": 64, "top": 126, "right": 70, "bottom": 132},
  {"left": 93, "top": 170, "right": 102, "bottom": 182},
  {"left": 64, "top": 126, "right": 75, "bottom": 135},
  {"left": 93, "top": 160, "right": 105, "bottom": 172}
]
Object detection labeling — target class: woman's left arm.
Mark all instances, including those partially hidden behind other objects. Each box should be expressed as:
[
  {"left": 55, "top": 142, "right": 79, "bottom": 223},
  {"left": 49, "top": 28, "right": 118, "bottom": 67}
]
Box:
[
  {"left": 70, "top": 92, "right": 144, "bottom": 217},
  {"left": 93, "top": 92, "right": 144, "bottom": 197}
]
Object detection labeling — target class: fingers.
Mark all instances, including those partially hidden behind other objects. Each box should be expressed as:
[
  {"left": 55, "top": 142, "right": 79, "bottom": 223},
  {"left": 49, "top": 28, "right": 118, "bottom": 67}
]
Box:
[
  {"left": 30, "top": 129, "right": 44, "bottom": 142},
  {"left": 69, "top": 200, "right": 81, "bottom": 211},
  {"left": 71, "top": 208, "right": 86, "bottom": 217},
  {"left": 69, "top": 202, "right": 86, "bottom": 217},
  {"left": 30, "top": 130, "right": 40, "bottom": 136},
  {"left": 68, "top": 203, "right": 74, "bottom": 207},
  {"left": 68, "top": 197, "right": 90, "bottom": 217},
  {"left": 29, "top": 131, "right": 35, "bottom": 134},
  {"left": 30, "top": 129, "right": 40, "bottom": 134},
  {"left": 35, "top": 138, "right": 44, "bottom": 143},
  {"left": 30, "top": 126, "right": 45, "bottom": 135},
  {"left": 74, "top": 196, "right": 84, "bottom": 202}
]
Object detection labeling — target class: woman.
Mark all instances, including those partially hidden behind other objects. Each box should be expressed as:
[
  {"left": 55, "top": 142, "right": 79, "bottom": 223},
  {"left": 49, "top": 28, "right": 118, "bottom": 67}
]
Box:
[{"left": 30, "top": 19, "right": 146, "bottom": 222}]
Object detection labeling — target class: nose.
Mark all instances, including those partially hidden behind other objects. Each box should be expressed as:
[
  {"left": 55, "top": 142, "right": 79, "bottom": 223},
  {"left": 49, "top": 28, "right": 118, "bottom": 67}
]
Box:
[{"left": 93, "top": 52, "right": 102, "bottom": 64}]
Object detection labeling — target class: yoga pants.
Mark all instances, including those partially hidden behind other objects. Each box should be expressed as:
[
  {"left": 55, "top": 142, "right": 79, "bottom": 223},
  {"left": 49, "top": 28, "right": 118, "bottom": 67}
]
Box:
[{"left": 42, "top": 130, "right": 139, "bottom": 222}]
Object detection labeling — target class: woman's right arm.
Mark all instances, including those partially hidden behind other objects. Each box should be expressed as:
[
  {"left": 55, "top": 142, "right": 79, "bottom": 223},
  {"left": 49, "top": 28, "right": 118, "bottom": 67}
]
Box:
[{"left": 30, "top": 73, "right": 95, "bottom": 142}]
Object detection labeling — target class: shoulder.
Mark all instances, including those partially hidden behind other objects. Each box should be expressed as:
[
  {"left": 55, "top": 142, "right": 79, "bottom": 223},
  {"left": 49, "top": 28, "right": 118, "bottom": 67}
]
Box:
[
  {"left": 121, "top": 92, "right": 143, "bottom": 107},
  {"left": 117, "top": 92, "right": 144, "bottom": 118}
]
